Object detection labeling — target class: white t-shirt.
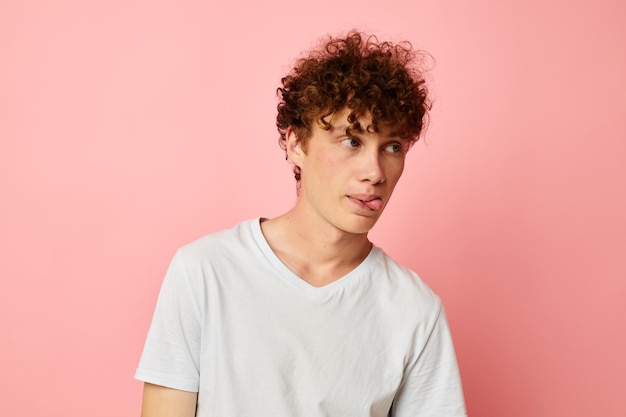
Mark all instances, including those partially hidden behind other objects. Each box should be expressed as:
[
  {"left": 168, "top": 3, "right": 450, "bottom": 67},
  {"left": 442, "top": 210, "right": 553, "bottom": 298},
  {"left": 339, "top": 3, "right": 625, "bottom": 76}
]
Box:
[{"left": 135, "top": 219, "right": 466, "bottom": 416}]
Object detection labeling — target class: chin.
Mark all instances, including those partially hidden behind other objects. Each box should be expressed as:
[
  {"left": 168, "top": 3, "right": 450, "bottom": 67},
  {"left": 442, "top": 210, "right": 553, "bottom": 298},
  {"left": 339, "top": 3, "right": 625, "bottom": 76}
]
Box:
[{"left": 341, "top": 217, "right": 380, "bottom": 235}]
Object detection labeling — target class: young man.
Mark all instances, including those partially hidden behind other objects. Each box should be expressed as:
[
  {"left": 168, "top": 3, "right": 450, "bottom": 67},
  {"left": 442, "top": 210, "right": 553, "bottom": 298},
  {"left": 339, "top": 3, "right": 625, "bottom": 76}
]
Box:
[{"left": 136, "top": 31, "right": 466, "bottom": 417}]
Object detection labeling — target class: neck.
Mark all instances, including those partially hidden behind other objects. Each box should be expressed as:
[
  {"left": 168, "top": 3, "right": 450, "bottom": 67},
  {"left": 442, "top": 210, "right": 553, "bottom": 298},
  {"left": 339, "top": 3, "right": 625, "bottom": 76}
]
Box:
[{"left": 260, "top": 208, "right": 373, "bottom": 287}]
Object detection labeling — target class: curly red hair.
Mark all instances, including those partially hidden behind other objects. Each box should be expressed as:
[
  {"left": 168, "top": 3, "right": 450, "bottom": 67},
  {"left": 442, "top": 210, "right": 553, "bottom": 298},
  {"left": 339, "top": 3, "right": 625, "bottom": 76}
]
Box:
[{"left": 276, "top": 31, "right": 432, "bottom": 180}]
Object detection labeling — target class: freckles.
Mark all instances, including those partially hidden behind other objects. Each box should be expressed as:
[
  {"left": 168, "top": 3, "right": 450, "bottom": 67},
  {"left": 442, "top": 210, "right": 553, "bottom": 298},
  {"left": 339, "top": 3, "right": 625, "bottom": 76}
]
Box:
[
  {"left": 317, "top": 155, "right": 343, "bottom": 171},
  {"left": 388, "top": 164, "right": 405, "bottom": 183}
]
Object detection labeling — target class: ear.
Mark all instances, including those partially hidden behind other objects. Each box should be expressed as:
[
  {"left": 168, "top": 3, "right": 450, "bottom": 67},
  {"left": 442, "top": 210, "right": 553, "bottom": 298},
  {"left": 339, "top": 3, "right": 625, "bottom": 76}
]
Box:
[{"left": 285, "top": 128, "right": 305, "bottom": 167}]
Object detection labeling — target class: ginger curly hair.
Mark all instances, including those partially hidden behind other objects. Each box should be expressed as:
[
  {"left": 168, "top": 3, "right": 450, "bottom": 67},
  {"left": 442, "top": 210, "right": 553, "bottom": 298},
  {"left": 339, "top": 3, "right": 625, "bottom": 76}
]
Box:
[{"left": 276, "top": 31, "right": 432, "bottom": 181}]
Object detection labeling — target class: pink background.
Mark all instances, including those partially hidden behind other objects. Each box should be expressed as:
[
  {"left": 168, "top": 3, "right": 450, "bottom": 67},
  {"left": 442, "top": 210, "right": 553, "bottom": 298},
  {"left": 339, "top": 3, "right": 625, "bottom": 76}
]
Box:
[{"left": 1, "top": 0, "right": 625, "bottom": 416}]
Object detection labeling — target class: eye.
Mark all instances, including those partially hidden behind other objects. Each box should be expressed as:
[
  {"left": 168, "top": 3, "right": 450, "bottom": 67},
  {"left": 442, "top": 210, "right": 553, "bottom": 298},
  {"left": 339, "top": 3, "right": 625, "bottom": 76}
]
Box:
[
  {"left": 341, "top": 138, "right": 360, "bottom": 148},
  {"left": 385, "top": 143, "right": 403, "bottom": 154}
]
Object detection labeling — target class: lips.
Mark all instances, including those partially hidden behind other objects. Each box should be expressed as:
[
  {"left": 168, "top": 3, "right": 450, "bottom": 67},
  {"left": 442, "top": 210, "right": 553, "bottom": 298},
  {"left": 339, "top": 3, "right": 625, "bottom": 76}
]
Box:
[
  {"left": 349, "top": 195, "right": 383, "bottom": 211},
  {"left": 362, "top": 198, "right": 382, "bottom": 211}
]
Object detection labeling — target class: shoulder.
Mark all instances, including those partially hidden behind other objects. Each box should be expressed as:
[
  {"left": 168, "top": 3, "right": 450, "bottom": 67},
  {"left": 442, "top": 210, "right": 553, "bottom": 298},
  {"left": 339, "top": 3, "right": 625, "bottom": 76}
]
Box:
[
  {"left": 370, "top": 247, "right": 442, "bottom": 318},
  {"left": 166, "top": 219, "right": 267, "bottom": 283},
  {"left": 158, "top": 219, "right": 265, "bottom": 302},
  {"left": 162, "top": 218, "right": 265, "bottom": 287},
  {"left": 176, "top": 218, "right": 260, "bottom": 262}
]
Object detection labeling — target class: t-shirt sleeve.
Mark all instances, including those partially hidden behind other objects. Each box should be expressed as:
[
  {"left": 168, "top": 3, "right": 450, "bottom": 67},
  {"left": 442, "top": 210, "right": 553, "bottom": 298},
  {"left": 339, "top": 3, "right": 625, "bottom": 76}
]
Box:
[
  {"left": 135, "top": 250, "right": 203, "bottom": 392},
  {"left": 390, "top": 304, "right": 467, "bottom": 417}
]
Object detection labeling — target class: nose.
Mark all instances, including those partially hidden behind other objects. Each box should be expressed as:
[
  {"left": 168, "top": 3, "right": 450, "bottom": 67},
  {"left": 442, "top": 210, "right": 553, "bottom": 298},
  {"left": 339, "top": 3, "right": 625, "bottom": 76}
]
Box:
[{"left": 358, "top": 150, "right": 386, "bottom": 184}]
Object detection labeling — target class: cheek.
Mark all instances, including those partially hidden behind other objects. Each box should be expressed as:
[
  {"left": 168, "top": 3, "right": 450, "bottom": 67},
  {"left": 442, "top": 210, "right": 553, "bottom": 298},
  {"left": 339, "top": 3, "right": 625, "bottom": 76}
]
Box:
[
  {"left": 312, "top": 154, "right": 343, "bottom": 177},
  {"left": 387, "top": 160, "right": 405, "bottom": 183}
]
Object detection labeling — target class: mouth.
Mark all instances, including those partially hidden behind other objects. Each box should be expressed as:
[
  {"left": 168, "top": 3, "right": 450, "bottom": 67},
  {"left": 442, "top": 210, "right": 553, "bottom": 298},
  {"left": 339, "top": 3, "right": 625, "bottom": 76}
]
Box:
[{"left": 348, "top": 196, "right": 383, "bottom": 211}]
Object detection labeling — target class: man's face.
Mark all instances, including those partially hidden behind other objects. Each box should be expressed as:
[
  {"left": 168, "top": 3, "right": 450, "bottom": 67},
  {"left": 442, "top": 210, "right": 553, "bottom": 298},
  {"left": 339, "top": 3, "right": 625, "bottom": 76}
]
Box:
[{"left": 288, "top": 107, "right": 408, "bottom": 236}]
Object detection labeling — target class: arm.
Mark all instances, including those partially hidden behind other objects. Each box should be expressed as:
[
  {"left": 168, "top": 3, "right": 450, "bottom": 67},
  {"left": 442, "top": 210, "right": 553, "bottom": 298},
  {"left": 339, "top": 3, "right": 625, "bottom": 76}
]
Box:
[
  {"left": 136, "top": 251, "right": 203, "bottom": 414},
  {"left": 140, "top": 383, "right": 198, "bottom": 417},
  {"left": 391, "top": 306, "right": 466, "bottom": 416}
]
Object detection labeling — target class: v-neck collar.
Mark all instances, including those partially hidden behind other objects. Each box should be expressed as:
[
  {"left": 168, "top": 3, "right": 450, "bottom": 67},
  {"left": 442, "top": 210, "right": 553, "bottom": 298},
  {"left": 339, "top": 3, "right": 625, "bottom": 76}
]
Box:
[{"left": 250, "top": 218, "right": 380, "bottom": 298}]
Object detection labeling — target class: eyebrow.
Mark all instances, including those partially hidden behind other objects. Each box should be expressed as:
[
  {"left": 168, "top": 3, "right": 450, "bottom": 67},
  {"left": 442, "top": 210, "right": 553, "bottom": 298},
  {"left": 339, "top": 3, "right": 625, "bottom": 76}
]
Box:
[
  {"left": 331, "top": 123, "right": 402, "bottom": 140},
  {"left": 331, "top": 123, "right": 365, "bottom": 134}
]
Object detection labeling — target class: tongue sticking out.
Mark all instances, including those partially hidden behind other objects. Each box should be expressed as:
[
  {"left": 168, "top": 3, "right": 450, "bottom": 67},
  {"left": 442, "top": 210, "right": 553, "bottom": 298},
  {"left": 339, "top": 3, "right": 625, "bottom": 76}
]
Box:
[{"left": 362, "top": 198, "right": 383, "bottom": 211}]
